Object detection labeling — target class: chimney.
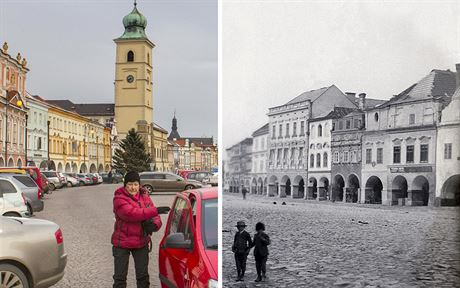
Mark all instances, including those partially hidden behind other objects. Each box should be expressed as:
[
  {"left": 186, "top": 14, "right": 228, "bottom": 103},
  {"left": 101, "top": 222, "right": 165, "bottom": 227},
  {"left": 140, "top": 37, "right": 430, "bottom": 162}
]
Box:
[
  {"left": 456, "top": 63, "right": 460, "bottom": 89},
  {"left": 306, "top": 99, "right": 312, "bottom": 118},
  {"left": 358, "top": 93, "right": 366, "bottom": 110}
]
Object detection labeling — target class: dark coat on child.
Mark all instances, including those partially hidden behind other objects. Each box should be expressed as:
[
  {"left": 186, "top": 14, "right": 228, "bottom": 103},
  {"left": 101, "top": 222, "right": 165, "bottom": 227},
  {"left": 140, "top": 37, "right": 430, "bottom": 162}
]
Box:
[
  {"left": 232, "top": 230, "right": 252, "bottom": 254},
  {"left": 253, "top": 231, "right": 270, "bottom": 257}
]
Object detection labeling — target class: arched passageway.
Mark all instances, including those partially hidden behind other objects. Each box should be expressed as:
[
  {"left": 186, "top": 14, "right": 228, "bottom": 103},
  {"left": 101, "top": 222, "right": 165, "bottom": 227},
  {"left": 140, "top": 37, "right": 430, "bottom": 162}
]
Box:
[
  {"left": 347, "top": 174, "right": 360, "bottom": 203},
  {"left": 268, "top": 175, "right": 279, "bottom": 197},
  {"left": 80, "top": 163, "right": 88, "bottom": 173},
  {"left": 319, "top": 177, "right": 329, "bottom": 200},
  {"left": 251, "top": 178, "right": 257, "bottom": 194},
  {"left": 57, "top": 162, "right": 63, "bottom": 172},
  {"left": 90, "top": 164, "right": 97, "bottom": 173},
  {"left": 65, "top": 163, "right": 71, "bottom": 172},
  {"left": 308, "top": 177, "right": 317, "bottom": 200},
  {"left": 365, "top": 176, "right": 383, "bottom": 204},
  {"left": 412, "top": 176, "right": 429, "bottom": 206},
  {"left": 332, "top": 175, "right": 345, "bottom": 201},
  {"left": 293, "top": 175, "right": 305, "bottom": 198},
  {"left": 441, "top": 174, "right": 460, "bottom": 206},
  {"left": 391, "top": 175, "right": 408, "bottom": 205}
]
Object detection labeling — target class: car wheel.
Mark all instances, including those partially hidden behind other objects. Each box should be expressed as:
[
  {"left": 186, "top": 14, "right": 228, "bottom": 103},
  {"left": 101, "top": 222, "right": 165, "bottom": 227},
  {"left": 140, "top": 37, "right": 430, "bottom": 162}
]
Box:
[
  {"left": 0, "top": 263, "right": 30, "bottom": 288},
  {"left": 185, "top": 185, "right": 194, "bottom": 190},
  {"left": 27, "top": 204, "right": 33, "bottom": 216},
  {"left": 49, "top": 183, "right": 56, "bottom": 191},
  {"left": 67, "top": 181, "right": 72, "bottom": 187},
  {"left": 143, "top": 185, "right": 154, "bottom": 194}
]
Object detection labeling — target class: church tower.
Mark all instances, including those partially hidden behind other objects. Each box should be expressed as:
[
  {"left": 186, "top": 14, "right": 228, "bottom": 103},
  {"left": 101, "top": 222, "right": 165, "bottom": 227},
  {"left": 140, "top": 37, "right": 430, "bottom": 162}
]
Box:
[{"left": 114, "top": 2, "right": 154, "bottom": 140}]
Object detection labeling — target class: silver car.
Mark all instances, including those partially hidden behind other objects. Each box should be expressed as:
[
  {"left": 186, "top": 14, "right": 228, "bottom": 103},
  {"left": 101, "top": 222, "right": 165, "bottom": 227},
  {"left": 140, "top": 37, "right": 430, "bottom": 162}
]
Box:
[
  {"left": 42, "top": 171, "right": 64, "bottom": 191},
  {"left": 0, "top": 173, "right": 44, "bottom": 215},
  {"left": 0, "top": 216, "right": 67, "bottom": 287}
]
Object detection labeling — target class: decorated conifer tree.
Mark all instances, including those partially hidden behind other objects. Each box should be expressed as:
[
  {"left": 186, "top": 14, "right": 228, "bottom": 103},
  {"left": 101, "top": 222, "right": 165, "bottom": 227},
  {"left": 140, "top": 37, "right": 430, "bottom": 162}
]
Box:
[{"left": 113, "top": 128, "right": 151, "bottom": 175}]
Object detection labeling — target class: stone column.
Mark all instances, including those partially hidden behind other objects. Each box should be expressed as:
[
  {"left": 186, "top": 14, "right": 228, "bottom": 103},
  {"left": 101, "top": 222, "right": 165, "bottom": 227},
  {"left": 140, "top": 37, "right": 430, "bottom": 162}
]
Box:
[
  {"left": 292, "top": 184, "right": 299, "bottom": 198},
  {"left": 343, "top": 186, "right": 348, "bottom": 203},
  {"left": 279, "top": 184, "right": 286, "bottom": 198}
]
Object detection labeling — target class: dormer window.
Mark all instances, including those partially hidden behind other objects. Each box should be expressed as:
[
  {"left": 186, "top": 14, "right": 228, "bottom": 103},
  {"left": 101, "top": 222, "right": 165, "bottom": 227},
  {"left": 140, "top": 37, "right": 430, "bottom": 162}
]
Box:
[{"left": 127, "top": 51, "right": 134, "bottom": 62}]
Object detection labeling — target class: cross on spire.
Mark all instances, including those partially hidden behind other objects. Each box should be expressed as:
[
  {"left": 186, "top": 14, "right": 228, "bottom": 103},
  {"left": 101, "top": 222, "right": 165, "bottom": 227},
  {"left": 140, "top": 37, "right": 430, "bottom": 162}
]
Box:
[{"left": 134, "top": 0, "right": 137, "bottom": 7}]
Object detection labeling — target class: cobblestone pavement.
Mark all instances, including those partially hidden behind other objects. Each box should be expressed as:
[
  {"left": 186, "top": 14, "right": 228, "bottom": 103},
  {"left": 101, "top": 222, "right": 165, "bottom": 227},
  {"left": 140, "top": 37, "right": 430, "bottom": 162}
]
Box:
[
  {"left": 223, "top": 193, "right": 460, "bottom": 288},
  {"left": 35, "top": 184, "right": 175, "bottom": 288}
]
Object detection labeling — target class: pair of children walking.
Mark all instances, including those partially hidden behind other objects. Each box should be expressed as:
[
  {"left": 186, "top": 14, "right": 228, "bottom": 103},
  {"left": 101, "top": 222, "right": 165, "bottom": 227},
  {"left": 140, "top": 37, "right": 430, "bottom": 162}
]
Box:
[{"left": 232, "top": 221, "right": 270, "bottom": 282}]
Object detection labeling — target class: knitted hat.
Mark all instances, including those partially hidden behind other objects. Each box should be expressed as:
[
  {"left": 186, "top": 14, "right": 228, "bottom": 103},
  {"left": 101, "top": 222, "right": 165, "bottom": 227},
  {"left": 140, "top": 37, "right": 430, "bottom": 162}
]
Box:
[{"left": 124, "top": 171, "right": 140, "bottom": 186}]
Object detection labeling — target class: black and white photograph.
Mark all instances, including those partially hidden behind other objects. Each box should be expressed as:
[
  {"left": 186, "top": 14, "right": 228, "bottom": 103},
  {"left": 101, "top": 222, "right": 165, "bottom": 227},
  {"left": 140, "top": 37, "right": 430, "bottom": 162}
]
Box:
[{"left": 223, "top": 0, "right": 459, "bottom": 287}]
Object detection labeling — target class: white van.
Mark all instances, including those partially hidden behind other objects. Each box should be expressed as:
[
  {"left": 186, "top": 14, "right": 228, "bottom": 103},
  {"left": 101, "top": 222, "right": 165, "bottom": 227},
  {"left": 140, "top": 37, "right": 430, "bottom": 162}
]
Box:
[{"left": 0, "top": 178, "right": 29, "bottom": 217}]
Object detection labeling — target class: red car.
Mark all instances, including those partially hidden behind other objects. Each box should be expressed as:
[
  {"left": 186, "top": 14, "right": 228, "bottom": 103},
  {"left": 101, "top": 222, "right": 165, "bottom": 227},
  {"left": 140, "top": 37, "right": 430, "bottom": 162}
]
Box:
[{"left": 159, "top": 187, "right": 218, "bottom": 288}]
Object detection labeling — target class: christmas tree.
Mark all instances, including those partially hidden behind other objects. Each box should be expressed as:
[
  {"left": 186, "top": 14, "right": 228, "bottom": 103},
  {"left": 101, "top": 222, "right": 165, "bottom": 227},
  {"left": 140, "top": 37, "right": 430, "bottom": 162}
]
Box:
[{"left": 113, "top": 128, "right": 151, "bottom": 174}]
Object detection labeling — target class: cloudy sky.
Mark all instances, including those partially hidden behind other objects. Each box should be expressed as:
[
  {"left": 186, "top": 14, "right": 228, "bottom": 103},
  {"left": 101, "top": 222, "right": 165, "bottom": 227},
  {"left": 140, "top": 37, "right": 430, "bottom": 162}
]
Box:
[
  {"left": 223, "top": 0, "right": 459, "bottom": 150},
  {"left": 0, "top": 0, "right": 217, "bottom": 139}
]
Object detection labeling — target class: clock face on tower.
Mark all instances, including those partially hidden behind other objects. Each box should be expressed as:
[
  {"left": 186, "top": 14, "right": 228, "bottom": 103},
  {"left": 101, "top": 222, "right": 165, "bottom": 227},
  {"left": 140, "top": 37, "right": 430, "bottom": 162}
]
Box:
[{"left": 126, "top": 75, "right": 134, "bottom": 83}]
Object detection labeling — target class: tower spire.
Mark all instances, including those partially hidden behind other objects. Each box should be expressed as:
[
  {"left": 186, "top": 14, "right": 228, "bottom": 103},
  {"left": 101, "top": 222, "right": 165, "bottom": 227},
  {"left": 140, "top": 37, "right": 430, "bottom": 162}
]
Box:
[{"left": 134, "top": 0, "right": 137, "bottom": 7}]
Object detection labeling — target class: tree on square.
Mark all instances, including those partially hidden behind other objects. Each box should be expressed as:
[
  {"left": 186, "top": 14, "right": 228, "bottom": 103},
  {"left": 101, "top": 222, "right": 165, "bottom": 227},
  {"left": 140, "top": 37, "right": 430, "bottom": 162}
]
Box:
[{"left": 113, "top": 128, "right": 151, "bottom": 174}]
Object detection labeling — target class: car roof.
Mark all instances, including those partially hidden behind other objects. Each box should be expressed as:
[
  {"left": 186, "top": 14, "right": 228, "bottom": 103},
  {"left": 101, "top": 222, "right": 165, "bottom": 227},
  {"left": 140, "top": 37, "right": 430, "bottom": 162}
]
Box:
[{"left": 182, "top": 187, "right": 217, "bottom": 200}]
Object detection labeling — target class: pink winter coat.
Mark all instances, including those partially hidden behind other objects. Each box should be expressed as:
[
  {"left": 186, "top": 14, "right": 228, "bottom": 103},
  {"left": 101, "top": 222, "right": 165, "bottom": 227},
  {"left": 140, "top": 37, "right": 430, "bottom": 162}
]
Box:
[{"left": 111, "top": 186, "right": 161, "bottom": 249}]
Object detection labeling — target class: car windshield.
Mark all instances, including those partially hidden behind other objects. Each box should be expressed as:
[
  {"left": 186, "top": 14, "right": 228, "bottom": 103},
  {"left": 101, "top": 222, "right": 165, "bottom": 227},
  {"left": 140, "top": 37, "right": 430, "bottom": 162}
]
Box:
[{"left": 202, "top": 198, "right": 217, "bottom": 250}]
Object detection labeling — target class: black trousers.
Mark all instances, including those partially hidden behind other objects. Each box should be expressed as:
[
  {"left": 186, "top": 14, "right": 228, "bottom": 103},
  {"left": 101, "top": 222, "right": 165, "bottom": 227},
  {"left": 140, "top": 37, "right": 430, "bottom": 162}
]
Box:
[
  {"left": 113, "top": 245, "right": 150, "bottom": 288},
  {"left": 234, "top": 253, "right": 248, "bottom": 275},
  {"left": 255, "top": 254, "right": 267, "bottom": 277}
]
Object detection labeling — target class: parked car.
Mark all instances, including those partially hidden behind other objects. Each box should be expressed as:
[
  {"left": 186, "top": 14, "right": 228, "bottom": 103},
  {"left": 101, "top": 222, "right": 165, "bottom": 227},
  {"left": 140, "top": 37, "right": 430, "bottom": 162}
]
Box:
[
  {"left": 0, "top": 172, "right": 44, "bottom": 215},
  {"left": 93, "top": 173, "right": 103, "bottom": 184},
  {"left": 0, "top": 166, "right": 44, "bottom": 198},
  {"left": 176, "top": 169, "right": 195, "bottom": 179},
  {"left": 203, "top": 173, "right": 218, "bottom": 187},
  {"left": 0, "top": 178, "right": 29, "bottom": 217},
  {"left": 140, "top": 172, "right": 203, "bottom": 194},
  {"left": 76, "top": 173, "right": 92, "bottom": 186},
  {"left": 159, "top": 187, "right": 217, "bottom": 288},
  {"left": 87, "top": 173, "right": 99, "bottom": 185},
  {"left": 42, "top": 171, "right": 64, "bottom": 191},
  {"left": 63, "top": 173, "right": 80, "bottom": 187},
  {"left": 57, "top": 172, "right": 67, "bottom": 187},
  {"left": 40, "top": 173, "right": 50, "bottom": 194},
  {"left": 100, "top": 172, "right": 124, "bottom": 184},
  {"left": 186, "top": 171, "right": 213, "bottom": 183},
  {"left": 0, "top": 216, "right": 67, "bottom": 287}
]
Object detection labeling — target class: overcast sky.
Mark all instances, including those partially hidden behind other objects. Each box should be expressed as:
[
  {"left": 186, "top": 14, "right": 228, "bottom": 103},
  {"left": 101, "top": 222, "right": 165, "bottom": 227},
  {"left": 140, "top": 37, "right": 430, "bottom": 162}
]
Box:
[
  {"left": 223, "top": 0, "right": 459, "bottom": 151},
  {"left": 0, "top": 0, "right": 217, "bottom": 139}
]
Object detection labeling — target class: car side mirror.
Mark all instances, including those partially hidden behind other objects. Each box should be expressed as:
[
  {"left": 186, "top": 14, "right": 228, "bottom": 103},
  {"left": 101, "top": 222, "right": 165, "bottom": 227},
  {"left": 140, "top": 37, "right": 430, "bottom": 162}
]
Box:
[
  {"left": 164, "top": 232, "right": 192, "bottom": 249},
  {"left": 157, "top": 206, "right": 170, "bottom": 214}
]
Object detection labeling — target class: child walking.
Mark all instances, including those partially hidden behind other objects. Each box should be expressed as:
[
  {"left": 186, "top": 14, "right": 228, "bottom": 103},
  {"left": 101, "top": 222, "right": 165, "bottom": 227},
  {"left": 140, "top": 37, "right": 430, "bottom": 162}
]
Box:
[
  {"left": 232, "top": 221, "right": 253, "bottom": 281},
  {"left": 253, "top": 222, "right": 270, "bottom": 282}
]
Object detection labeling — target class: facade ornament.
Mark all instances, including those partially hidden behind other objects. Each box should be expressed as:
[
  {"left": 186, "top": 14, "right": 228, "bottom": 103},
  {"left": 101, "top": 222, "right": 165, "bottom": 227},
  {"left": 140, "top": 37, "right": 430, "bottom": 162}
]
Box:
[
  {"left": 2, "top": 42, "right": 8, "bottom": 53},
  {"left": 21, "top": 58, "right": 27, "bottom": 68},
  {"left": 16, "top": 52, "right": 22, "bottom": 62}
]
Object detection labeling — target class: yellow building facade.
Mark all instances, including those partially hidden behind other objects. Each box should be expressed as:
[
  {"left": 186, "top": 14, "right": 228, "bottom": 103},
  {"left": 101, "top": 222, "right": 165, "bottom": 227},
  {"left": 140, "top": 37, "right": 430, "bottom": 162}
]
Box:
[
  {"left": 114, "top": 5, "right": 154, "bottom": 141},
  {"left": 47, "top": 104, "right": 110, "bottom": 173}
]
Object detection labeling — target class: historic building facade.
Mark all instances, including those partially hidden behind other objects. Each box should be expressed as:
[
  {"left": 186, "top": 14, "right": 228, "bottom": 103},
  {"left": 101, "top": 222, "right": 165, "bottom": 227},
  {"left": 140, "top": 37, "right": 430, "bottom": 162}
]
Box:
[
  {"left": 26, "top": 93, "right": 49, "bottom": 168},
  {"left": 114, "top": 4, "right": 155, "bottom": 141},
  {"left": 436, "top": 77, "right": 460, "bottom": 206},
  {"left": 267, "top": 85, "right": 357, "bottom": 198},
  {"left": 250, "top": 123, "right": 268, "bottom": 195},
  {"left": 226, "top": 138, "right": 253, "bottom": 193},
  {"left": 308, "top": 107, "right": 356, "bottom": 201},
  {"left": 0, "top": 42, "right": 28, "bottom": 167},
  {"left": 362, "top": 69, "right": 457, "bottom": 206}
]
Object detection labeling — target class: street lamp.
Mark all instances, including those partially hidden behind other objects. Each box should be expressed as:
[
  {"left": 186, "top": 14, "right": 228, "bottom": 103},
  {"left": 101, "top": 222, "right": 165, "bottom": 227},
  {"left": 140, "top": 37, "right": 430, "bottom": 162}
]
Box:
[{"left": 4, "top": 90, "right": 23, "bottom": 167}]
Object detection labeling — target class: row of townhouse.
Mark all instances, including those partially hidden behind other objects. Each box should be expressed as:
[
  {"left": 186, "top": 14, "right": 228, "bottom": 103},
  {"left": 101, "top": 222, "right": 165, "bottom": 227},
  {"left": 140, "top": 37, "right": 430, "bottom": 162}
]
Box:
[
  {"left": 1, "top": 42, "right": 111, "bottom": 173},
  {"left": 225, "top": 64, "right": 460, "bottom": 206},
  {"left": 167, "top": 115, "right": 219, "bottom": 172}
]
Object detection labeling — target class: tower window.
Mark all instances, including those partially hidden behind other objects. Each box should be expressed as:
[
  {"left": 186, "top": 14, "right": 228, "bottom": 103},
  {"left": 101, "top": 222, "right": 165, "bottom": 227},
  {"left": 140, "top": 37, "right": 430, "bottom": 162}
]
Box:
[{"left": 127, "top": 51, "right": 134, "bottom": 62}]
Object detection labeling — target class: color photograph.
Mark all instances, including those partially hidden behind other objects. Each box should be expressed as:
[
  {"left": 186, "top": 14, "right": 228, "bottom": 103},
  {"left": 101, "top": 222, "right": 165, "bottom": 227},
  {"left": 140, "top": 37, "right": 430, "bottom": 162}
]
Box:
[{"left": 0, "top": 0, "right": 217, "bottom": 287}]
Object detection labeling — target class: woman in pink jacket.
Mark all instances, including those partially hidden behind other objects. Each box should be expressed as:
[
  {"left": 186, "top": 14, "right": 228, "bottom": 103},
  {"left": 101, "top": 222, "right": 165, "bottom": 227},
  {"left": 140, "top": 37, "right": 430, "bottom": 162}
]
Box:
[{"left": 111, "top": 171, "right": 162, "bottom": 288}]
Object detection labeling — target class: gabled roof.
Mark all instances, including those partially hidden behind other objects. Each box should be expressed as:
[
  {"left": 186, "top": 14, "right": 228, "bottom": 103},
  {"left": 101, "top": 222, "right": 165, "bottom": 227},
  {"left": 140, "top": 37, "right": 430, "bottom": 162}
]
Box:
[
  {"left": 363, "top": 98, "right": 386, "bottom": 109},
  {"left": 252, "top": 123, "right": 269, "bottom": 137},
  {"left": 152, "top": 122, "right": 168, "bottom": 134},
  {"left": 379, "top": 69, "right": 457, "bottom": 108},
  {"left": 45, "top": 100, "right": 115, "bottom": 116},
  {"left": 285, "top": 86, "right": 331, "bottom": 105},
  {"left": 310, "top": 107, "right": 358, "bottom": 122}
]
